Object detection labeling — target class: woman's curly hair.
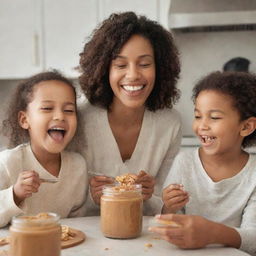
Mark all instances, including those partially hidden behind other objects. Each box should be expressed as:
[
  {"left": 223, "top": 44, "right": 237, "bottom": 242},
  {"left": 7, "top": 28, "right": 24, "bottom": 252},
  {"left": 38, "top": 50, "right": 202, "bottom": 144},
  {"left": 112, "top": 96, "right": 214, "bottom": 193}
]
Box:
[
  {"left": 1, "top": 70, "right": 77, "bottom": 148},
  {"left": 79, "top": 11, "right": 180, "bottom": 111},
  {"left": 192, "top": 71, "right": 256, "bottom": 148}
]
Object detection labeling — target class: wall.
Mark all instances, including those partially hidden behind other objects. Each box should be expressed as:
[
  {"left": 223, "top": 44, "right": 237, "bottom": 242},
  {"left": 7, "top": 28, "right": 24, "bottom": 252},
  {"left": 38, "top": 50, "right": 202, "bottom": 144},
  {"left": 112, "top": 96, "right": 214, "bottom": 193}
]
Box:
[
  {"left": 174, "top": 30, "right": 256, "bottom": 136},
  {"left": 0, "top": 80, "right": 18, "bottom": 149}
]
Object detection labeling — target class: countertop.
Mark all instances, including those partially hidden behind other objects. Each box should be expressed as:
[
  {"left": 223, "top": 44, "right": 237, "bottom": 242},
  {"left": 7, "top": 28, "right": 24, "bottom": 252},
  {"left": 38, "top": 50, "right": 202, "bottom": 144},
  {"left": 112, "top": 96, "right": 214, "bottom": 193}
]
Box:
[{"left": 0, "top": 216, "right": 250, "bottom": 256}]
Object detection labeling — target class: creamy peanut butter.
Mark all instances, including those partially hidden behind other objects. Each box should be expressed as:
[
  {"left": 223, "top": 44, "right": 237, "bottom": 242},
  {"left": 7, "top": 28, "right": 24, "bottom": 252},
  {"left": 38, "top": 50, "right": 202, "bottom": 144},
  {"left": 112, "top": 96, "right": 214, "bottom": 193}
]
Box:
[
  {"left": 101, "top": 184, "right": 143, "bottom": 239},
  {"left": 9, "top": 212, "right": 61, "bottom": 256}
]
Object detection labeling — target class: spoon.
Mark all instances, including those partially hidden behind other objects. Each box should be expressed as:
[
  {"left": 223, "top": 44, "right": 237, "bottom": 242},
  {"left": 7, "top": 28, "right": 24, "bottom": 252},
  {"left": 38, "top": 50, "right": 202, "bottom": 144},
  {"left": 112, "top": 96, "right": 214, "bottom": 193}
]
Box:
[{"left": 40, "top": 178, "right": 59, "bottom": 184}]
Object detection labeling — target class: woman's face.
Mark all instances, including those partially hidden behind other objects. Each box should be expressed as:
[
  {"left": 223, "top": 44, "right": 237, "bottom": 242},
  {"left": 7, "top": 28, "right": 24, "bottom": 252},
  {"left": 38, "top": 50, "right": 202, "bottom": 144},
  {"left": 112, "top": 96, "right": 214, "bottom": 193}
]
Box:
[{"left": 109, "top": 34, "right": 155, "bottom": 110}]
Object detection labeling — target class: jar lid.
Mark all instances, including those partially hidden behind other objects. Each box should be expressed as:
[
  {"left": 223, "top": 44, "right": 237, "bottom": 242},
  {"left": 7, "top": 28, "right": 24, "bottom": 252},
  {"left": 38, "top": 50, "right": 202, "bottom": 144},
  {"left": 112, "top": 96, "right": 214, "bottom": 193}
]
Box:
[
  {"left": 12, "top": 212, "right": 60, "bottom": 227},
  {"left": 102, "top": 184, "right": 142, "bottom": 196}
]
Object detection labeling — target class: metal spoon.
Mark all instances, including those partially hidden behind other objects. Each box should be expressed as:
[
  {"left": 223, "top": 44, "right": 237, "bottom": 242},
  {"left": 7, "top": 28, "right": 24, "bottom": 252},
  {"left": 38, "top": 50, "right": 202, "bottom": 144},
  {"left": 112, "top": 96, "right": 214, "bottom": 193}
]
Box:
[{"left": 40, "top": 178, "right": 59, "bottom": 184}]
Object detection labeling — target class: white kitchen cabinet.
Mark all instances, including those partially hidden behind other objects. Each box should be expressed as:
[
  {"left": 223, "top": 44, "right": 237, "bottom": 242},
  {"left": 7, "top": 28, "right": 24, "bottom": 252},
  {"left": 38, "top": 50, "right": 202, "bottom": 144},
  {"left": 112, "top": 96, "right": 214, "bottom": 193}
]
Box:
[
  {"left": 99, "top": 0, "right": 159, "bottom": 21},
  {"left": 44, "top": 0, "right": 171, "bottom": 78},
  {"left": 43, "top": 0, "right": 98, "bottom": 78},
  {"left": 98, "top": 0, "right": 171, "bottom": 28},
  {"left": 0, "top": 0, "right": 171, "bottom": 79},
  {"left": 0, "top": 0, "right": 43, "bottom": 79}
]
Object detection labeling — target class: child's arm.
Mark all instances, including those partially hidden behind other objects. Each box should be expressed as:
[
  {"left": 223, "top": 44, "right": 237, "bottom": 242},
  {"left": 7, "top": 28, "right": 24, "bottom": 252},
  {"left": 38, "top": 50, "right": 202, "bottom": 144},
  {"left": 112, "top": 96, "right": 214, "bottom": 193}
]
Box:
[
  {"left": 0, "top": 162, "right": 23, "bottom": 227},
  {"left": 162, "top": 184, "right": 189, "bottom": 213},
  {"left": 149, "top": 214, "right": 241, "bottom": 249},
  {"left": 234, "top": 185, "right": 256, "bottom": 255},
  {"left": 13, "top": 170, "right": 41, "bottom": 206}
]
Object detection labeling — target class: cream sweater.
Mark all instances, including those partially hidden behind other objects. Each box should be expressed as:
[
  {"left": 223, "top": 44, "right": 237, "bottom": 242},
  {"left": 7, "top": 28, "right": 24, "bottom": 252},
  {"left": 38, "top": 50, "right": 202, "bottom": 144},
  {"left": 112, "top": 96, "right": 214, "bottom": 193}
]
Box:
[
  {"left": 164, "top": 149, "right": 256, "bottom": 255},
  {"left": 0, "top": 144, "right": 88, "bottom": 227},
  {"left": 81, "top": 103, "right": 182, "bottom": 216}
]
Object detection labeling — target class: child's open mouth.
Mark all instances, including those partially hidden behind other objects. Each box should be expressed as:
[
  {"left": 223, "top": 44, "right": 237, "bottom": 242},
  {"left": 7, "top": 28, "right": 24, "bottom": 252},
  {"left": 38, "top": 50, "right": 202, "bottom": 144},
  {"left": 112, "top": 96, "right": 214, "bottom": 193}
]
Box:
[
  {"left": 48, "top": 127, "right": 66, "bottom": 142},
  {"left": 200, "top": 135, "right": 216, "bottom": 145}
]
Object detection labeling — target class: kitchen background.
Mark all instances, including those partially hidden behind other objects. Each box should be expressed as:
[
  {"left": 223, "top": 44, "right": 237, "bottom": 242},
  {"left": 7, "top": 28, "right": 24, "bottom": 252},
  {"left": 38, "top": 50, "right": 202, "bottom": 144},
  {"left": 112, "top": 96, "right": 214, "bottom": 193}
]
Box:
[{"left": 1, "top": 0, "right": 256, "bottom": 151}]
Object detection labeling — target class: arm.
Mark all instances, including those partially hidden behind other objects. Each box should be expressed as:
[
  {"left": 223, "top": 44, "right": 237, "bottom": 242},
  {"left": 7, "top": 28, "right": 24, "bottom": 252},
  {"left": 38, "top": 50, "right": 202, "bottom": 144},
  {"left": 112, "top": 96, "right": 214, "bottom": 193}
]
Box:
[
  {"left": 234, "top": 186, "right": 256, "bottom": 255},
  {"left": 149, "top": 214, "right": 241, "bottom": 249},
  {"left": 162, "top": 184, "right": 189, "bottom": 214},
  {"left": 154, "top": 125, "right": 182, "bottom": 196},
  {"left": 144, "top": 124, "right": 182, "bottom": 215},
  {"left": 0, "top": 162, "right": 23, "bottom": 227}
]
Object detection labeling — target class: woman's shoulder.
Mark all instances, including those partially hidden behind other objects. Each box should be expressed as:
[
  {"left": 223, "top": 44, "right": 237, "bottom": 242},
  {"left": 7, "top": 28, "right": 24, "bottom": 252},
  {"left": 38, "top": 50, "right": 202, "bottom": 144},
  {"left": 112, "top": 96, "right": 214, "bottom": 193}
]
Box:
[
  {"left": 150, "top": 107, "right": 181, "bottom": 124},
  {"left": 147, "top": 108, "right": 182, "bottom": 136},
  {"left": 79, "top": 102, "right": 105, "bottom": 121},
  {"left": 79, "top": 102, "right": 104, "bottom": 114}
]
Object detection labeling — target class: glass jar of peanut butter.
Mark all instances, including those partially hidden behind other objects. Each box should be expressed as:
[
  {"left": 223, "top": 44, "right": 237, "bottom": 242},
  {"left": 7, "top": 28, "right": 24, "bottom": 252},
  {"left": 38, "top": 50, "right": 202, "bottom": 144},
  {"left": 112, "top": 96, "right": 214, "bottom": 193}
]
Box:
[
  {"left": 9, "top": 212, "right": 61, "bottom": 256},
  {"left": 101, "top": 184, "right": 143, "bottom": 239}
]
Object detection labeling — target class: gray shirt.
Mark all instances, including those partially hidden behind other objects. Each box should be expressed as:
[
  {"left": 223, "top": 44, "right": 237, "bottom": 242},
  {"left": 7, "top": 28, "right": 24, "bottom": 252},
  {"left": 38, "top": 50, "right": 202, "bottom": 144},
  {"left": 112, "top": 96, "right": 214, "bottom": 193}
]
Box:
[{"left": 164, "top": 148, "right": 256, "bottom": 255}]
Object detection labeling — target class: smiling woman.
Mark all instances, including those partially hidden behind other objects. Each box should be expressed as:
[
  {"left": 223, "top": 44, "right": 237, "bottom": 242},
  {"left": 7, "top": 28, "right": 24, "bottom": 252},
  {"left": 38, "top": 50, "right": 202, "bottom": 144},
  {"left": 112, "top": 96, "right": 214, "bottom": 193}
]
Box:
[{"left": 78, "top": 11, "right": 182, "bottom": 216}]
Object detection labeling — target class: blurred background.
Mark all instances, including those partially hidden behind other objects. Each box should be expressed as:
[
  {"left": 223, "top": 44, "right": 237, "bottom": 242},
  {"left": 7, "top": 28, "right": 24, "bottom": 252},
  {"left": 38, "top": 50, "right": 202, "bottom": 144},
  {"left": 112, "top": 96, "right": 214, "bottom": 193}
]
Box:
[{"left": 1, "top": 0, "right": 256, "bottom": 150}]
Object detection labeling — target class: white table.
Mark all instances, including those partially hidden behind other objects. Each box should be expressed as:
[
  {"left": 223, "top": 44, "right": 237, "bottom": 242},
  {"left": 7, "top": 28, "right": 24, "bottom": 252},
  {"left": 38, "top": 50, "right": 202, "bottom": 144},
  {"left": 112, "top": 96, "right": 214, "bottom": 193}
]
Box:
[{"left": 0, "top": 216, "right": 250, "bottom": 256}]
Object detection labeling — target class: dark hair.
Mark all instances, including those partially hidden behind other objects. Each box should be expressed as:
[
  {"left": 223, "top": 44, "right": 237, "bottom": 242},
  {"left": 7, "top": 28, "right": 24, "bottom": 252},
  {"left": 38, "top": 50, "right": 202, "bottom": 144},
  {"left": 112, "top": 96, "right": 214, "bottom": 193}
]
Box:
[
  {"left": 79, "top": 11, "right": 180, "bottom": 111},
  {"left": 192, "top": 71, "right": 256, "bottom": 148},
  {"left": 1, "top": 70, "right": 77, "bottom": 148}
]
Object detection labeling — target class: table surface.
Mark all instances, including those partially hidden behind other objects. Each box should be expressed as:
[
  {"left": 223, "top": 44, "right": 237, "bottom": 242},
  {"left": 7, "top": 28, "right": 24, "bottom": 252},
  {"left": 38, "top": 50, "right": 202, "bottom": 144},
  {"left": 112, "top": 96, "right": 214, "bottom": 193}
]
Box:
[{"left": 0, "top": 216, "right": 250, "bottom": 256}]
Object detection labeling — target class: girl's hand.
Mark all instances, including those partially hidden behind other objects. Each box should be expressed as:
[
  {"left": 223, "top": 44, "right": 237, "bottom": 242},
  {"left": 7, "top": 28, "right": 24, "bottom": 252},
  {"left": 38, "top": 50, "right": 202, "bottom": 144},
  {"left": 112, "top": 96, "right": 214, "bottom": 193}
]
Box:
[
  {"left": 162, "top": 184, "right": 189, "bottom": 213},
  {"left": 149, "top": 214, "right": 212, "bottom": 249},
  {"left": 136, "top": 170, "right": 155, "bottom": 201},
  {"left": 90, "top": 175, "right": 114, "bottom": 205},
  {"left": 13, "top": 170, "right": 41, "bottom": 206}
]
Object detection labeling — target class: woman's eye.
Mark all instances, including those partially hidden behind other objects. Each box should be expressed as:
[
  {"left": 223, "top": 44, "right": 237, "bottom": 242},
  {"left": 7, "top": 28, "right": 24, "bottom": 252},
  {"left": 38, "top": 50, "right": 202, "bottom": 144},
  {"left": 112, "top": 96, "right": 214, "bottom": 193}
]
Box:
[
  {"left": 194, "top": 115, "right": 201, "bottom": 119},
  {"left": 211, "top": 117, "right": 221, "bottom": 120},
  {"left": 116, "top": 64, "right": 126, "bottom": 69},
  {"left": 113, "top": 62, "right": 126, "bottom": 69},
  {"left": 139, "top": 63, "right": 151, "bottom": 67}
]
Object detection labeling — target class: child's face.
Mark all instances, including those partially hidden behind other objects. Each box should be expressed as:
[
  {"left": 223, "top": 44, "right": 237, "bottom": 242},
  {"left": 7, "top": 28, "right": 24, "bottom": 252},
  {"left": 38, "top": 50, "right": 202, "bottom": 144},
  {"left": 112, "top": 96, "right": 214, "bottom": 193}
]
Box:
[
  {"left": 19, "top": 80, "right": 77, "bottom": 156},
  {"left": 109, "top": 34, "right": 155, "bottom": 110},
  {"left": 192, "top": 90, "right": 245, "bottom": 156}
]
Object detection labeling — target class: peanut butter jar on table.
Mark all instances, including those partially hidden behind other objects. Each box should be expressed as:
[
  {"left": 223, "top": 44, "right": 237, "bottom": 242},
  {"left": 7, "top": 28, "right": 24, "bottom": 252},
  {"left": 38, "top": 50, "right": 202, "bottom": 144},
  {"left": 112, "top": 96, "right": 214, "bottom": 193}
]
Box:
[
  {"left": 9, "top": 213, "right": 61, "bottom": 256},
  {"left": 100, "top": 184, "right": 143, "bottom": 239}
]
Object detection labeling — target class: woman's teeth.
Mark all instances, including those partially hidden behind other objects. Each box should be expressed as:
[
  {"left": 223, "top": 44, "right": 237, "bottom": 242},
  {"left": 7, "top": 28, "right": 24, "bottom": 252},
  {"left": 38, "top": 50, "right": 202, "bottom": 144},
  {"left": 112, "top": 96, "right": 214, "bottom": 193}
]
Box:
[{"left": 122, "top": 85, "right": 144, "bottom": 91}]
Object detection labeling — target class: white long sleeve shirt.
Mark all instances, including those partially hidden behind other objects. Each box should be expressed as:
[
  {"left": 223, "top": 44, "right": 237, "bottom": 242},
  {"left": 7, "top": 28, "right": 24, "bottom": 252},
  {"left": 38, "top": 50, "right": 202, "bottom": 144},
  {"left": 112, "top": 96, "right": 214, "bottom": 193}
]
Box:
[
  {"left": 164, "top": 149, "right": 256, "bottom": 256},
  {"left": 81, "top": 103, "right": 182, "bottom": 216},
  {"left": 0, "top": 144, "right": 88, "bottom": 228}
]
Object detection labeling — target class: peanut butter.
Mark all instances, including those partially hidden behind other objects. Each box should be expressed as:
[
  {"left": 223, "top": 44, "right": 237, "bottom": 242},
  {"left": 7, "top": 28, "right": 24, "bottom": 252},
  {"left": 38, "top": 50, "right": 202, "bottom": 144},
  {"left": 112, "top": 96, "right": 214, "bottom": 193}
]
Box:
[
  {"left": 9, "top": 212, "right": 61, "bottom": 256},
  {"left": 101, "top": 184, "right": 143, "bottom": 239}
]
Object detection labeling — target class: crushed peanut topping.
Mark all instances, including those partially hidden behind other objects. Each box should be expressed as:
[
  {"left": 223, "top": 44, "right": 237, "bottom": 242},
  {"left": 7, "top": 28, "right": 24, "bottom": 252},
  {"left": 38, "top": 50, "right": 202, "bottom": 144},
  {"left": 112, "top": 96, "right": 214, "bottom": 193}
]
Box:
[
  {"left": 20, "top": 212, "right": 52, "bottom": 220},
  {"left": 115, "top": 173, "right": 137, "bottom": 186},
  {"left": 61, "top": 225, "right": 76, "bottom": 241},
  {"left": 0, "top": 237, "right": 10, "bottom": 246}
]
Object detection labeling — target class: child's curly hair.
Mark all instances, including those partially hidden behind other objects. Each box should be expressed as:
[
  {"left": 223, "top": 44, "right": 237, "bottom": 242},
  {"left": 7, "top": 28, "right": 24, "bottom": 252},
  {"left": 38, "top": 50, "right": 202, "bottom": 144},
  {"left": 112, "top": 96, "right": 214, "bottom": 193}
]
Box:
[
  {"left": 1, "top": 70, "right": 78, "bottom": 148},
  {"left": 79, "top": 11, "right": 180, "bottom": 111},
  {"left": 192, "top": 71, "right": 256, "bottom": 148}
]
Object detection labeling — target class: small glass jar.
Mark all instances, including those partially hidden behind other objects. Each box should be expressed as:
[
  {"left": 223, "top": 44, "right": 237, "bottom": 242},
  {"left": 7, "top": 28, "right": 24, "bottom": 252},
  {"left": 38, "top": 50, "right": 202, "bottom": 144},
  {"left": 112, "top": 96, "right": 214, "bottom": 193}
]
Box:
[
  {"left": 9, "top": 213, "right": 61, "bottom": 256},
  {"left": 100, "top": 184, "right": 143, "bottom": 239}
]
